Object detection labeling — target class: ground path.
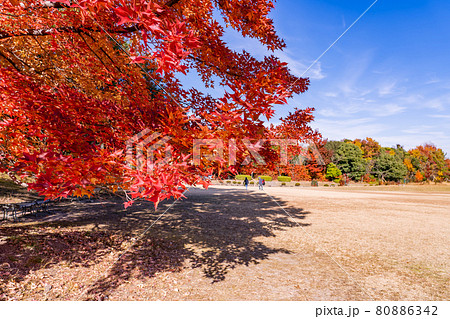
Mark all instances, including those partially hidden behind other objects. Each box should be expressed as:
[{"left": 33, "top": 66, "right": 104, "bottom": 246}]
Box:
[{"left": 1, "top": 185, "right": 448, "bottom": 300}]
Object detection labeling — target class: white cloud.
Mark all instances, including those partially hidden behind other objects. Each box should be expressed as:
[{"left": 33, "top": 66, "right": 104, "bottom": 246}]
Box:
[
  {"left": 337, "top": 53, "right": 373, "bottom": 96},
  {"left": 324, "top": 92, "right": 338, "bottom": 97},
  {"left": 423, "top": 95, "right": 450, "bottom": 111},
  {"left": 220, "top": 24, "right": 326, "bottom": 81},
  {"left": 370, "top": 103, "right": 406, "bottom": 117},
  {"left": 377, "top": 133, "right": 450, "bottom": 155},
  {"left": 311, "top": 117, "right": 386, "bottom": 141},
  {"left": 429, "top": 114, "right": 450, "bottom": 119},
  {"left": 317, "top": 108, "right": 340, "bottom": 117},
  {"left": 275, "top": 50, "right": 326, "bottom": 80},
  {"left": 378, "top": 81, "right": 398, "bottom": 96},
  {"left": 398, "top": 94, "right": 423, "bottom": 105},
  {"left": 425, "top": 78, "right": 440, "bottom": 85},
  {"left": 401, "top": 125, "right": 448, "bottom": 138}
]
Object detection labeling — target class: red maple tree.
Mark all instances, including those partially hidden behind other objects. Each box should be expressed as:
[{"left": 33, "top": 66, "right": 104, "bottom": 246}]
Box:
[{"left": 0, "top": 0, "right": 311, "bottom": 206}]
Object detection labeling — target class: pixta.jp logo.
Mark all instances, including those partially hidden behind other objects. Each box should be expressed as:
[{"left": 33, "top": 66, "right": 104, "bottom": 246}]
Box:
[
  {"left": 126, "top": 129, "right": 324, "bottom": 172},
  {"left": 126, "top": 128, "right": 172, "bottom": 173}
]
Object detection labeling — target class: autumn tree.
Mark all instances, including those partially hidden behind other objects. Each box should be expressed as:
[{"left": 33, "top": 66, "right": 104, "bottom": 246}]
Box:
[
  {"left": 408, "top": 144, "right": 448, "bottom": 182},
  {"left": 0, "top": 0, "right": 310, "bottom": 206},
  {"left": 352, "top": 137, "right": 381, "bottom": 178},
  {"left": 445, "top": 159, "right": 450, "bottom": 181}
]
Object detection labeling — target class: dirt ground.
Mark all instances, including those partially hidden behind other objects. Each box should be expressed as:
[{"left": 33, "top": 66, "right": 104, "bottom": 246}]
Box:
[{"left": 1, "top": 184, "right": 449, "bottom": 300}]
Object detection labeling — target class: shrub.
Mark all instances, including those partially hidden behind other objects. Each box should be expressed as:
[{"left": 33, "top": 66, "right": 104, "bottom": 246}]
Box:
[
  {"left": 295, "top": 183, "right": 301, "bottom": 186},
  {"left": 232, "top": 181, "right": 237, "bottom": 184},
  {"left": 325, "top": 163, "right": 342, "bottom": 181},
  {"left": 311, "top": 180, "right": 318, "bottom": 187},
  {"left": 324, "top": 184, "right": 329, "bottom": 187},
  {"left": 235, "top": 175, "right": 252, "bottom": 180},
  {"left": 250, "top": 181, "right": 255, "bottom": 185},
  {"left": 226, "top": 180, "right": 231, "bottom": 184},
  {"left": 277, "top": 176, "right": 292, "bottom": 182},
  {"left": 281, "top": 182, "right": 286, "bottom": 186},
  {"left": 333, "top": 178, "right": 341, "bottom": 184},
  {"left": 258, "top": 175, "right": 272, "bottom": 181}
]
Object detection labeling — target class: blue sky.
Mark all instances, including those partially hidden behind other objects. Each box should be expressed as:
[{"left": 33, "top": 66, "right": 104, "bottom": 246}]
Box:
[{"left": 182, "top": 0, "right": 450, "bottom": 155}]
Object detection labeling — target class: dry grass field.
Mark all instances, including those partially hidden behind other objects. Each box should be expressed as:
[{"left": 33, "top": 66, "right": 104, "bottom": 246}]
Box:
[{"left": 1, "top": 183, "right": 449, "bottom": 300}]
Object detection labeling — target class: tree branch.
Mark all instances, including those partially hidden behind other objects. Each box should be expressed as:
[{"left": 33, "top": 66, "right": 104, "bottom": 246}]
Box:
[
  {"left": 78, "top": 33, "right": 112, "bottom": 72},
  {"left": 1, "top": 0, "right": 183, "bottom": 40},
  {"left": 39, "top": 1, "right": 70, "bottom": 8},
  {"left": 165, "top": 0, "right": 182, "bottom": 7},
  {"left": 0, "top": 50, "right": 21, "bottom": 72},
  {"left": 82, "top": 32, "right": 125, "bottom": 75},
  {"left": 0, "top": 25, "right": 140, "bottom": 40}
]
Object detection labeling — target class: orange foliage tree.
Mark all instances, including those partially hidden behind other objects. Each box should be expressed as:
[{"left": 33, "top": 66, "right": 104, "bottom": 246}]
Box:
[{"left": 408, "top": 144, "right": 448, "bottom": 182}]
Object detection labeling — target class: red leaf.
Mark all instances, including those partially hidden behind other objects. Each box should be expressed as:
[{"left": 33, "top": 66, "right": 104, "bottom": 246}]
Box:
[
  {"left": 124, "top": 200, "right": 135, "bottom": 209},
  {"left": 114, "top": 7, "right": 137, "bottom": 25}
]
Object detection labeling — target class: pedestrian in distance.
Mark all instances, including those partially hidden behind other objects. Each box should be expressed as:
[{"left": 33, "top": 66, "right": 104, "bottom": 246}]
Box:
[
  {"left": 258, "top": 177, "right": 264, "bottom": 190},
  {"left": 244, "top": 177, "right": 249, "bottom": 190}
]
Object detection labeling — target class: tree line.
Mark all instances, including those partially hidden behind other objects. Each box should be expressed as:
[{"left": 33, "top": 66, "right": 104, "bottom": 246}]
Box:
[{"left": 239, "top": 138, "right": 450, "bottom": 184}]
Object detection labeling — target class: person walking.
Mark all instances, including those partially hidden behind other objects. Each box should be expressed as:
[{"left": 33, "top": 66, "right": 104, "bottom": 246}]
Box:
[
  {"left": 258, "top": 177, "right": 264, "bottom": 190},
  {"left": 244, "top": 177, "right": 249, "bottom": 190}
]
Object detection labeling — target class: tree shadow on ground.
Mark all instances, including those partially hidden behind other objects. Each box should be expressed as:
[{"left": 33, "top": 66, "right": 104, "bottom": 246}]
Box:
[
  {"left": 86, "top": 187, "right": 310, "bottom": 298},
  {"left": 0, "top": 187, "right": 310, "bottom": 300}
]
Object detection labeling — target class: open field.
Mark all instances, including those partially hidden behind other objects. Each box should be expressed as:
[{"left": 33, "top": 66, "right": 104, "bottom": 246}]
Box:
[
  {"left": 333, "top": 184, "right": 450, "bottom": 193},
  {"left": 1, "top": 185, "right": 449, "bottom": 300}
]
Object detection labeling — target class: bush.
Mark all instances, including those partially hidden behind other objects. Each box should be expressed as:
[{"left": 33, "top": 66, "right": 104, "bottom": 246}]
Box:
[
  {"left": 281, "top": 182, "right": 286, "bottom": 186},
  {"left": 333, "top": 178, "right": 341, "bottom": 184},
  {"left": 250, "top": 181, "right": 255, "bottom": 185},
  {"left": 295, "top": 183, "right": 301, "bottom": 186},
  {"left": 226, "top": 180, "right": 231, "bottom": 184},
  {"left": 324, "top": 184, "right": 329, "bottom": 187},
  {"left": 311, "top": 180, "right": 318, "bottom": 187},
  {"left": 277, "top": 176, "right": 292, "bottom": 182},
  {"left": 235, "top": 175, "right": 252, "bottom": 180},
  {"left": 258, "top": 175, "right": 272, "bottom": 181},
  {"left": 325, "top": 163, "right": 342, "bottom": 181},
  {"left": 232, "top": 181, "right": 237, "bottom": 184}
]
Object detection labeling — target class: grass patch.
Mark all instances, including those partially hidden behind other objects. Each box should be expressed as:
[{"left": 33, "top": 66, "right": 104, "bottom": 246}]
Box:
[{"left": 277, "top": 176, "right": 292, "bottom": 182}]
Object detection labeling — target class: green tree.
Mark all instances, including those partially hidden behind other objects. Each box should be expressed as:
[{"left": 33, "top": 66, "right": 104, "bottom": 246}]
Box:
[
  {"left": 334, "top": 143, "right": 366, "bottom": 180},
  {"left": 372, "top": 152, "right": 408, "bottom": 182},
  {"left": 325, "top": 140, "right": 344, "bottom": 156}
]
